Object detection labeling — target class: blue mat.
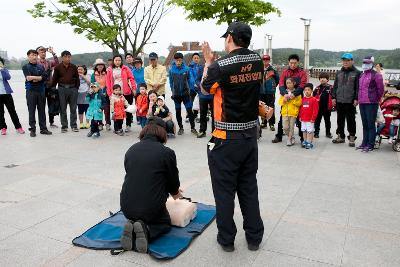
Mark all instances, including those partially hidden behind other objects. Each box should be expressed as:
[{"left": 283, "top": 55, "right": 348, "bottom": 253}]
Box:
[{"left": 72, "top": 203, "right": 216, "bottom": 259}]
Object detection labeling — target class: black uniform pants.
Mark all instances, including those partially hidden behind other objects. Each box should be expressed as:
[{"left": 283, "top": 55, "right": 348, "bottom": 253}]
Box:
[
  {"left": 259, "top": 94, "right": 275, "bottom": 125},
  {"left": 315, "top": 109, "right": 331, "bottom": 135},
  {"left": 0, "top": 94, "right": 22, "bottom": 129},
  {"left": 124, "top": 206, "right": 171, "bottom": 241},
  {"left": 276, "top": 115, "right": 303, "bottom": 141},
  {"left": 199, "top": 98, "right": 214, "bottom": 133},
  {"left": 174, "top": 95, "right": 195, "bottom": 129},
  {"left": 207, "top": 136, "right": 264, "bottom": 246},
  {"left": 26, "top": 90, "right": 47, "bottom": 131},
  {"left": 336, "top": 102, "right": 356, "bottom": 139}
]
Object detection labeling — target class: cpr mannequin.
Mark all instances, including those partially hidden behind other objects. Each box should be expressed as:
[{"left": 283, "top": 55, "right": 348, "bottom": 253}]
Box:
[{"left": 166, "top": 197, "right": 197, "bottom": 227}]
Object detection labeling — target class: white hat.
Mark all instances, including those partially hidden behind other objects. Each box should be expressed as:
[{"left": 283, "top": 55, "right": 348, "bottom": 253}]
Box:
[
  {"left": 93, "top": 58, "right": 106, "bottom": 67},
  {"left": 157, "top": 95, "right": 165, "bottom": 102}
]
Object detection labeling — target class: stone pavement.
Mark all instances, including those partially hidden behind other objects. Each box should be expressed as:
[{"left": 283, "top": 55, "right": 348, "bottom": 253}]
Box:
[{"left": 0, "top": 75, "right": 400, "bottom": 266}]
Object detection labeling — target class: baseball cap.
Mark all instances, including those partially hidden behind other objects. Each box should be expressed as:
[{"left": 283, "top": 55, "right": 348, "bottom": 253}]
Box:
[
  {"left": 157, "top": 95, "right": 165, "bottom": 102},
  {"left": 341, "top": 53, "right": 353, "bottom": 60},
  {"left": 221, "top": 21, "right": 252, "bottom": 45},
  {"left": 362, "top": 56, "right": 375, "bottom": 64},
  {"left": 262, "top": 55, "right": 271, "bottom": 60},
  {"left": 134, "top": 57, "right": 143, "bottom": 64},
  {"left": 149, "top": 52, "right": 158, "bottom": 60}
]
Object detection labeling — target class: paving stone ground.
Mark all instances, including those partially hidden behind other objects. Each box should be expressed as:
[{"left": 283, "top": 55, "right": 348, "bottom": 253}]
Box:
[{"left": 1, "top": 74, "right": 400, "bottom": 266}]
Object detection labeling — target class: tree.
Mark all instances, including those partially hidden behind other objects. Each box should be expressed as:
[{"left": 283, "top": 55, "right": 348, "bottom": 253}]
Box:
[
  {"left": 28, "top": 0, "right": 170, "bottom": 56},
  {"left": 168, "top": 0, "right": 280, "bottom": 25}
]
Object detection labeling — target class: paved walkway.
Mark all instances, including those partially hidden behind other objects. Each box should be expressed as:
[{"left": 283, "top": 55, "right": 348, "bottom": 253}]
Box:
[{"left": 0, "top": 75, "right": 399, "bottom": 266}]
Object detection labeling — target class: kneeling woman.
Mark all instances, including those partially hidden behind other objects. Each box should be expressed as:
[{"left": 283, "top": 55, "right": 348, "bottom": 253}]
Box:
[{"left": 120, "top": 117, "right": 182, "bottom": 253}]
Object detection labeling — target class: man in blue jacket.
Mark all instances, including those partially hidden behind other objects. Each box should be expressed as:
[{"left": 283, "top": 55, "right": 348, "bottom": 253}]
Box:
[
  {"left": 188, "top": 53, "right": 202, "bottom": 121},
  {"left": 260, "top": 54, "right": 279, "bottom": 131},
  {"left": 191, "top": 54, "right": 214, "bottom": 138},
  {"left": 22, "top": 49, "right": 52, "bottom": 137},
  {"left": 169, "top": 52, "right": 197, "bottom": 135}
]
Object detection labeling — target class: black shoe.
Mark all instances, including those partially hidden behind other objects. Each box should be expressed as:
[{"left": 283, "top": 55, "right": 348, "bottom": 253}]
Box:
[
  {"left": 326, "top": 133, "right": 333, "bottom": 138},
  {"left": 92, "top": 132, "right": 100, "bottom": 138},
  {"left": 133, "top": 220, "right": 149, "bottom": 253},
  {"left": 314, "top": 133, "right": 319, "bottom": 138},
  {"left": 30, "top": 131, "right": 36, "bottom": 137},
  {"left": 272, "top": 137, "right": 282, "bottom": 143},
  {"left": 260, "top": 123, "right": 268, "bottom": 129},
  {"left": 178, "top": 128, "right": 184, "bottom": 135},
  {"left": 40, "top": 129, "right": 52, "bottom": 135},
  {"left": 195, "top": 117, "right": 200, "bottom": 123},
  {"left": 191, "top": 128, "right": 198, "bottom": 135},
  {"left": 247, "top": 243, "right": 260, "bottom": 251},
  {"left": 121, "top": 220, "right": 134, "bottom": 251},
  {"left": 219, "top": 243, "right": 235, "bottom": 252},
  {"left": 87, "top": 131, "right": 94, "bottom": 137},
  {"left": 197, "top": 131, "right": 206, "bottom": 138},
  {"left": 72, "top": 127, "right": 79, "bottom": 132},
  {"left": 270, "top": 125, "right": 275, "bottom": 131},
  {"left": 61, "top": 128, "right": 68, "bottom": 133}
]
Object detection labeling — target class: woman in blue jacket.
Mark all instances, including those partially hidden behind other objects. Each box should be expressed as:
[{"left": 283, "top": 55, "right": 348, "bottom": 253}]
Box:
[{"left": 0, "top": 57, "right": 25, "bottom": 135}]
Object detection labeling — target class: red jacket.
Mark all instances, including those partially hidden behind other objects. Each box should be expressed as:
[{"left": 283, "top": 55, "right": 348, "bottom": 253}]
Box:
[
  {"left": 106, "top": 65, "right": 136, "bottom": 97},
  {"left": 136, "top": 94, "right": 149, "bottom": 117},
  {"left": 300, "top": 96, "right": 319, "bottom": 122}
]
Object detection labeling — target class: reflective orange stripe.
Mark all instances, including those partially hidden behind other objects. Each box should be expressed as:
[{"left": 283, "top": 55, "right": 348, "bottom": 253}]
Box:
[
  {"left": 210, "top": 82, "right": 219, "bottom": 94},
  {"left": 213, "top": 86, "right": 222, "bottom": 121},
  {"left": 212, "top": 129, "right": 226, "bottom": 139}
]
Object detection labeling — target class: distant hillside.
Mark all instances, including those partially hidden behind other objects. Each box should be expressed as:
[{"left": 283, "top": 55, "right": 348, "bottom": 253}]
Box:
[{"left": 6, "top": 48, "right": 400, "bottom": 69}]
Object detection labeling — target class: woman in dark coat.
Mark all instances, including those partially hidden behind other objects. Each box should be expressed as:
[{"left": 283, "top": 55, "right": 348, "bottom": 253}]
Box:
[{"left": 120, "top": 117, "right": 182, "bottom": 253}]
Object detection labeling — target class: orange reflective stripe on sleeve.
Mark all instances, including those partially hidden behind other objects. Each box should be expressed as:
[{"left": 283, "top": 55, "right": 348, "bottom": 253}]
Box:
[
  {"left": 212, "top": 129, "right": 226, "bottom": 140},
  {"left": 213, "top": 86, "right": 222, "bottom": 121},
  {"left": 210, "top": 82, "right": 219, "bottom": 94}
]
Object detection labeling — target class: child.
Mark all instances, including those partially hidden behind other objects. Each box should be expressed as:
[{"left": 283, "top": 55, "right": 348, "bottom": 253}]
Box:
[
  {"left": 313, "top": 72, "right": 333, "bottom": 138},
  {"left": 110, "top": 84, "right": 129, "bottom": 136},
  {"left": 279, "top": 78, "right": 302, "bottom": 146},
  {"left": 77, "top": 65, "right": 90, "bottom": 129},
  {"left": 0, "top": 56, "right": 25, "bottom": 135},
  {"left": 387, "top": 106, "right": 400, "bottom": 144},
  {"left": 86, "top": 83, "right": 106, "bottom": 138},
  {"left": 300, "top": 83, "right": 319, "bottom": 149},
  {"left": 150, "top": 94, "right": 176, "bottom": 136},
  {"left": 136, "top": 83, "right": 149, "bottom": 128},
  {"left": 375, "top": 106, "right": 386, "bottom": 147}
]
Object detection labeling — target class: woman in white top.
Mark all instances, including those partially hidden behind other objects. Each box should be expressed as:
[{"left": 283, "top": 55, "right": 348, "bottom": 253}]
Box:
[{"left": 77, "top": 65, "right": 91, "bottom": 129}]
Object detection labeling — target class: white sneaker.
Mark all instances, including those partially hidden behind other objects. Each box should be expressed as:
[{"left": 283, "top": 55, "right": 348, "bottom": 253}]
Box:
[
  {"left": 125, "top": 126, "right": 131, "bottom": 133},
  {"left": 388, "top": 137, "right": 393, "bottom": 144},
  {"left": 286, "top": 139, "right": 293, "bottom": 146}
]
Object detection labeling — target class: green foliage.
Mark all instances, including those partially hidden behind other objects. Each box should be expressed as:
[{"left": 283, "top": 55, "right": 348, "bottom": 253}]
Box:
[
  {"left": 28, "top": 0, "right": 168, "bottom": 55},
  {"left": 168, "top": 0, "right": 280, "bottom": 25}
]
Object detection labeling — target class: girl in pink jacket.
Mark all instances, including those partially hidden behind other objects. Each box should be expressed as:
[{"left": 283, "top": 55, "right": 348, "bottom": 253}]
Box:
[{"left": 106, "top": 55, "right": 136, "bottom": 132}]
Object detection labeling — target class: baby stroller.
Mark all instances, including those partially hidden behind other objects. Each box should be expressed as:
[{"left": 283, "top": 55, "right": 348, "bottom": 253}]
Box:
[{"left": 375, "top": 95, "right": 400, "bottom": 152}]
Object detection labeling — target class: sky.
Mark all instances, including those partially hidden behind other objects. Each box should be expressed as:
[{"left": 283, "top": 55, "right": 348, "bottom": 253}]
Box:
[{"left": 1, "top": 0, "right": 400, "bottom": 59}]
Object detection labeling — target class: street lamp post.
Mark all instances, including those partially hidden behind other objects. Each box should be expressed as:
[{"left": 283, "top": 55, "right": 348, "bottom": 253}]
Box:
[
  {"left": 267, "top": 35, "right": 272, "bottom": 63},
  {"left": 263, "top": 34, "right": 268, "bottom": 55},
  {"left": 300, "top": 18, "right": 311, "bottom": 70}
]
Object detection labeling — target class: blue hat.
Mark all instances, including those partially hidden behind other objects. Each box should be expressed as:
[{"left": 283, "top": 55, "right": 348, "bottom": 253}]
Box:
[
  {"left": 341, "top": 53, "right": 353, "bottom": 60},
  {"left": 149, "top": 52, "right": 158, "bottom": 59}
]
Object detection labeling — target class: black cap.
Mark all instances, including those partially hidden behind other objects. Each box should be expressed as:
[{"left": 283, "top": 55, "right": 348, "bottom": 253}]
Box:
[
  {"left": 146, "top": 116, "right": 166, "bottom": 129},
  {"left": 149, "top": 52, "right": 158, "bottom": 59},
  {"left": 221, "top": 21, "right": 252, "bottom": 44},
  {"left": 134, "top": 57, "right": 143, "bottom": 64},
  {"left": 174, "top": 52, "right": 184, "bottom": 59}
]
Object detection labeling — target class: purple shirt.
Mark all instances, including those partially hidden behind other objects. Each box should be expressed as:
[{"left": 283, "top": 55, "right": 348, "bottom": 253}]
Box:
[{"left": 358, "top": 70, "right": 384, "bottom": 104}]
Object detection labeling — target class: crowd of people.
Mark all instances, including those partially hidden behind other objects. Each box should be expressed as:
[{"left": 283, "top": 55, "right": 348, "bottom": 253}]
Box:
[{"left": 0, "top": 46, "right": 398, "bottom": 152}]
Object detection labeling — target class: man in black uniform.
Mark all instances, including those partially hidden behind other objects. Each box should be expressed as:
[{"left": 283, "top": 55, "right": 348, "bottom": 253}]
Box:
[{"left": 201, "top": 22, "right": 264, "bottom": 252}]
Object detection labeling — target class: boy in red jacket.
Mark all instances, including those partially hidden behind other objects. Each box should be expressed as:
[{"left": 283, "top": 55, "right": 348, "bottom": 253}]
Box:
[
  {"left": 136, "top": 83, "right": 149, "bottom": 128},
  {"left": 300, "top": 83, "right": 319, "bottom": 149}
]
